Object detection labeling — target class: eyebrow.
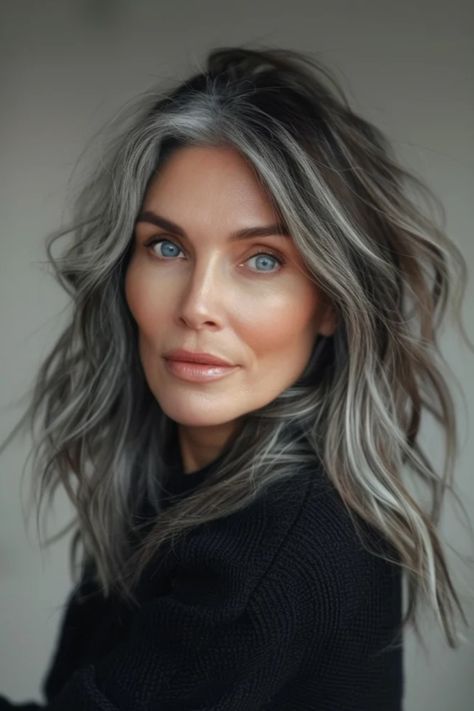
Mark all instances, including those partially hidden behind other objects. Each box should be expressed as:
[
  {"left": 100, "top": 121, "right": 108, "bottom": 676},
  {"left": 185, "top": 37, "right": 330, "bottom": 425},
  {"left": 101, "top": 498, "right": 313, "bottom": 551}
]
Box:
[{"left": 135, "top": 210, "right": 290, "bottom": 241}]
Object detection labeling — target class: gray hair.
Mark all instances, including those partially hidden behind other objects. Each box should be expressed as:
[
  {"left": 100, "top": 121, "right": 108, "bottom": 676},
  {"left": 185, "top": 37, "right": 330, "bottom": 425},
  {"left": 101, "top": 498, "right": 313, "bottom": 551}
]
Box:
[{"left": 3, "top": 45, "right": 472, "bottom": 649}]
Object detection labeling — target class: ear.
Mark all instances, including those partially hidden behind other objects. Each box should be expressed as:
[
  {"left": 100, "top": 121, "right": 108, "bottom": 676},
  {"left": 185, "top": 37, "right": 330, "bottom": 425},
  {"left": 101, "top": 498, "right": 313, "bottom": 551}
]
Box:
[{"left": 318, "top": 302, "right": 339, "bottom": 337}]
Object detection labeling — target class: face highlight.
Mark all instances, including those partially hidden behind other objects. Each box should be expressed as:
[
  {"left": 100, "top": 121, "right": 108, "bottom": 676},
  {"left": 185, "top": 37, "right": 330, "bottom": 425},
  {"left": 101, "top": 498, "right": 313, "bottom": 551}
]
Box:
[{"left": 125, "top": 145, "right": 337, "bottom": 468}]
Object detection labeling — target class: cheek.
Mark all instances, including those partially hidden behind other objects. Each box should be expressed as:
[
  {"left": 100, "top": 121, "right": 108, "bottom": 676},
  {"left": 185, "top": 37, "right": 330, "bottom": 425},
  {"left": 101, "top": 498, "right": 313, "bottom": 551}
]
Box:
[
  {"left": 124, "top": 261, "right": 166, "bottom": 332},
  {"left": 236, "top": 283, "right": 320, "bottom": 355}
]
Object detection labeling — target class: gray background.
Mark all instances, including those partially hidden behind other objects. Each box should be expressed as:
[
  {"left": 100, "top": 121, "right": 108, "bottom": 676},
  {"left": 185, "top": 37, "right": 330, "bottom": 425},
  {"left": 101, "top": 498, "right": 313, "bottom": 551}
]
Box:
[{"left": 1, "top": 1, "right": 473, "bottom": 708}]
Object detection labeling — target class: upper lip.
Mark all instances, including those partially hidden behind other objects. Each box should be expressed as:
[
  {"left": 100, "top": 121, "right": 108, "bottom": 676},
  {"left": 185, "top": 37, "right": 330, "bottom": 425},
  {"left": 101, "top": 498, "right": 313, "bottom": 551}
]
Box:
[{"left": 163, "top": 348, "right": 235, "bottom": 366}]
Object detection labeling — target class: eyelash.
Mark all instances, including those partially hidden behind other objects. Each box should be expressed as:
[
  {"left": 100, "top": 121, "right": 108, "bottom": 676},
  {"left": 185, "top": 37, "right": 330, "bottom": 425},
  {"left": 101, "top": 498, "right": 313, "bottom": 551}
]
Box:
[{"left": 143, "top": 236, "right": 286, "bottom": 273}]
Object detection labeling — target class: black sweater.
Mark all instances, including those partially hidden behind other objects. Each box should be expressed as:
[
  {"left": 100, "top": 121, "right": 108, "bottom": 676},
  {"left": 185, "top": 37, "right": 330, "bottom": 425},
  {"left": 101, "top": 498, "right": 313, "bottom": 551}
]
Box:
[{"left": 0, "top": 439, "right": 404, "bottom": 710}]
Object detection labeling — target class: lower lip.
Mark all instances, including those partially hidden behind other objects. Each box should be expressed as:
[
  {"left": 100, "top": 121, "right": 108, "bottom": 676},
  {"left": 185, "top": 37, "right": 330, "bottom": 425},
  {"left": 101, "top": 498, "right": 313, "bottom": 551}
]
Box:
[{"left": 163, "top": 358, "right": 239, "bottom": 382}]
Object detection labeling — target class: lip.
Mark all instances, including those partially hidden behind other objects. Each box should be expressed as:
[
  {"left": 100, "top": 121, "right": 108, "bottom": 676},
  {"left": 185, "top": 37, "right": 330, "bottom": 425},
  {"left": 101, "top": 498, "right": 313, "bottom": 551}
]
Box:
[
  {"left": 163, "top": 348, "right": 234, "bottom": 366},
  {"left": 163, "top": 358, "right": 239, "bottom": 383}
]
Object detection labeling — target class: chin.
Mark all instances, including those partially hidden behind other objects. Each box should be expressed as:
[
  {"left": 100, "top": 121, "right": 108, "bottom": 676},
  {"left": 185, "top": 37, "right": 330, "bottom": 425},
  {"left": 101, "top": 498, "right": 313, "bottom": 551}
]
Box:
[{"left": 159, "top": 402, "right": 241, "bottom": 428}]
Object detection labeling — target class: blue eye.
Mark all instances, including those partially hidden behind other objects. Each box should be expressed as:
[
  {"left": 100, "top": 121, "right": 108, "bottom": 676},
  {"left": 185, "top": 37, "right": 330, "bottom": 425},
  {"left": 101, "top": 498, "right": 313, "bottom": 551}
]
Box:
[
  {"left": 145, "top": 238, "right": 284, "bottom": 273},
  {"left": 152, "top": 239, "right": 183, "bottom": 259},
  {"left": 246, "top": 253, "right": 281, "bottom": 272}
]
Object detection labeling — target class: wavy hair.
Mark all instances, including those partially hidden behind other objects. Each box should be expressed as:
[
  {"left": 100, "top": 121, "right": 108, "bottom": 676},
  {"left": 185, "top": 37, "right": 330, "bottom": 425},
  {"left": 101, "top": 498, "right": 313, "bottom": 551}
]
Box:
[{"left": 2, "top": 45, "right": 472, "bottom": 649}]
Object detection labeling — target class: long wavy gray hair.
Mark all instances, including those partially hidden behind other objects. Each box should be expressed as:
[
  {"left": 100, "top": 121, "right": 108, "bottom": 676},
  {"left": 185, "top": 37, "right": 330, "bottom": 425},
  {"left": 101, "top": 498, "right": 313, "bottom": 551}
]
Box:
[{"left": 3, "top": 45, "right": 472, "bottom": 649}]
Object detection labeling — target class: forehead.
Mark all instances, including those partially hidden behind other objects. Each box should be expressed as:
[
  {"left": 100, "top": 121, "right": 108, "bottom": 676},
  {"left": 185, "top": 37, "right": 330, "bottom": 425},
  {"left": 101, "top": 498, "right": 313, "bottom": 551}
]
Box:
[{"left": 142, "top": 144, "right": 281, "bottom": 220}]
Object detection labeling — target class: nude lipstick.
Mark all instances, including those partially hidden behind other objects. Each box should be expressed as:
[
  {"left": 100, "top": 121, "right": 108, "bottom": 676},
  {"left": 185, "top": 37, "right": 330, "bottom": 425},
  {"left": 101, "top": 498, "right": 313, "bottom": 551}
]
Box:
[{"left": 162, "top": 348, "right": 239, "bottom": 383}]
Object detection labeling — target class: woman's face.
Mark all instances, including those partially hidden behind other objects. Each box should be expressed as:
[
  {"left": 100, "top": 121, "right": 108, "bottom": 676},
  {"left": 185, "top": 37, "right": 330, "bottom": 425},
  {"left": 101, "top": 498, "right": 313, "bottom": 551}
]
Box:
[{"left": 125, "top": 144, "right": 336, "bottom": 451}]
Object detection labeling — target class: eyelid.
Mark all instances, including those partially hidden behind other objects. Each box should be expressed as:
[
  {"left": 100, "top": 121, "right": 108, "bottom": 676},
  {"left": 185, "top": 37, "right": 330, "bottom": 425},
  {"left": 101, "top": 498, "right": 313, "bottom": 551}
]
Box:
[{"left": 143, "top": 234, "right": 285, "bottom": 257}]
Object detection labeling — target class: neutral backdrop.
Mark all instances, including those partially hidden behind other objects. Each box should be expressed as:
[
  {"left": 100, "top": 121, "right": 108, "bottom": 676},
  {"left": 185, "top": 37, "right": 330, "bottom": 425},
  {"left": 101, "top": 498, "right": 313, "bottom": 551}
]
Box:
[{"left": 1, "top": 1, "right": 473, "bottom": 709}]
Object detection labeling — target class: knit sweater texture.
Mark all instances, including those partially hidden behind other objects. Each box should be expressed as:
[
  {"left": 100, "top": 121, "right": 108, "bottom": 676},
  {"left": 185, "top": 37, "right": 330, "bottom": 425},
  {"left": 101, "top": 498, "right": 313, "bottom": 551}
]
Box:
[{"left": 1, "top": 428, "right": 404, "bottom": 710}]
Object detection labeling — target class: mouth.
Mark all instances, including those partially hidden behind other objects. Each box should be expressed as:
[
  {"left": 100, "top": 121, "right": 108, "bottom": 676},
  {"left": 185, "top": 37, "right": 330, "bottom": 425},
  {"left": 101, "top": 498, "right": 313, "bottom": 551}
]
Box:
[
  {"left": 163, "top": 349, "right": 234, "bottom": 367},
  {"left": 163, "top": 357, "right": 239, "bottom": 383}
]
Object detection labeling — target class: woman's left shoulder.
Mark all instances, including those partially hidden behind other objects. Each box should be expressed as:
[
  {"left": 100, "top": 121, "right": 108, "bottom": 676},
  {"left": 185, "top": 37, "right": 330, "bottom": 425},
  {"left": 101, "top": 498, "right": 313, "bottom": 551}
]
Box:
[
  {"left": 252, "top": 465, "right": 402, "bottom": 630},
  {"left": 267, "top": 464, "right": 400, "bottom": 584}
]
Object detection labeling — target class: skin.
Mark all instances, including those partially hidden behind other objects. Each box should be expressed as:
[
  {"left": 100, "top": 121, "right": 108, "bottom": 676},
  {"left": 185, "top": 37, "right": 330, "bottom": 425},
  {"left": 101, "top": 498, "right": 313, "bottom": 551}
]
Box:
[{"left": 125, "top": 145, "right": 337, "bottom": 474}]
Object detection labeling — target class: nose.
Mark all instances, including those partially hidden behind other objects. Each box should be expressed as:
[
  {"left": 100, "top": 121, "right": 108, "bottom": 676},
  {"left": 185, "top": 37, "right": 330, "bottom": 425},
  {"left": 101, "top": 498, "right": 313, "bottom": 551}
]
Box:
[{"left": 175, "top": 256, "right": 225, "bottom": 330}]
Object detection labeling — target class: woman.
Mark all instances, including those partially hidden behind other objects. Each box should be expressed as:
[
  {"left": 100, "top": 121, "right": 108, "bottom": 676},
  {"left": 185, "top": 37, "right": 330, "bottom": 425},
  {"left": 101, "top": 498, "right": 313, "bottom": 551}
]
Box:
[{"left": 0, "top": 45, "right": 471, "bottom": 710}]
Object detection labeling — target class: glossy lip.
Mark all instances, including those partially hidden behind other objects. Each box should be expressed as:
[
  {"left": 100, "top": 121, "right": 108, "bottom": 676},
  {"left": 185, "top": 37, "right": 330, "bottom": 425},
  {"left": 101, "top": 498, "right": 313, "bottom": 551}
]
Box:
[
  {"left": 163, "top": 358, "right": 238, "bottom": 383},
  {"left": 163, "top": 348, "right": 234, "bottom": 366}
]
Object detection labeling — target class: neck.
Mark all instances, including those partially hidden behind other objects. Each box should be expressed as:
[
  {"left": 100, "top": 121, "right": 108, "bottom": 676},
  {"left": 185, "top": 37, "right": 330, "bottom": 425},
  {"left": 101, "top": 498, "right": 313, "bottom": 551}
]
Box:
[{"left": 177, "top": 418, "right": 244, "bottom": 474}]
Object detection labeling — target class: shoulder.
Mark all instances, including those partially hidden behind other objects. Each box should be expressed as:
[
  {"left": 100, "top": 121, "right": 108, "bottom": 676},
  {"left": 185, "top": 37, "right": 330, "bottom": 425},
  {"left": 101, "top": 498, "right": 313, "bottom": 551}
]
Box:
[
  {"left": 241, "top": 466, "right": 403, "bottom": 657},
  {"left": 245, "top": 463, "right": 401, "bottom": 598},
  {"left": 260, "top": 466, "right": 402, "bottom": 615}
]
